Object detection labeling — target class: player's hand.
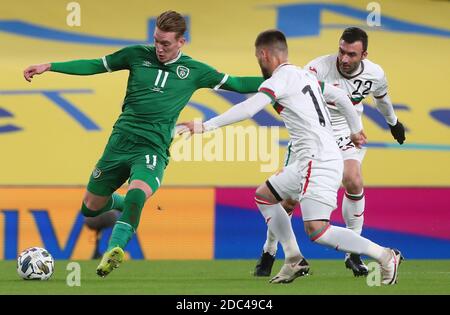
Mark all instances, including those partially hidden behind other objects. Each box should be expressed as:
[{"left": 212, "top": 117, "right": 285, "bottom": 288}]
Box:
[
  {"left": 176, "top": 121, "right": 204, "bottom": 135},
  {"left": 389, "top": 120, "right": 406, "bottom": 144},
  {"left": 350, "top": 130, "right": 367, "bottom": 149},
  {"left": 23, "top": 63, "right": 51, "bottom": 82}
]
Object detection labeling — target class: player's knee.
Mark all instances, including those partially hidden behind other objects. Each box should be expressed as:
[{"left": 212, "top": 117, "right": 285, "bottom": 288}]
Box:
[
  {"left": 304, "top": 222, "right": 315, "bottom": 237},
  {"left": 342, "top": 173, "right": 363, "bottom": 194},
  {"left": 304, "top": 221, "right": 329, "bottom": 242},
  {"left": 255, "top": 183, "right": 267, "bottom": 197},
  {"left": 281, "top": 199, "right": 296, "bottom": 214},
  {"left": 84, "top": 210, "right": 120, "bottom": 230},
  {"left": 254, "top": 183, "right": 279, "bottom": 205},
  {"left": 83, "top": 192, "right": 110, "bottom": 211},
  {"left": 128, "top": 180, "right": 152, "bottom": 199},
  {"left": 81, "top": 202, "right": 100, "bottom": 217}
]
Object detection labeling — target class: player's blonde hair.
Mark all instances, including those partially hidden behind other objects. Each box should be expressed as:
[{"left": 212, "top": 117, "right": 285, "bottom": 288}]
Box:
[{"left": 156, "top": 10, "right": 187, "bottom": 39}]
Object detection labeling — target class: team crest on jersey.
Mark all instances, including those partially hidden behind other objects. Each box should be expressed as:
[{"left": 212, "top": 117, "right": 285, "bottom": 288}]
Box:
[
  {"left": 176, "top": 66, "right": 190, "bottom": 79},
  {"left": 92, "top": 167, "right": 102, "bottom": 179}
]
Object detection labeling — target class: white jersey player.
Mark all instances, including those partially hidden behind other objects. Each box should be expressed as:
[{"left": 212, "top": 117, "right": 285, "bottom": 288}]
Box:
[
  {"left": 306, "top": 54, "right": 397, "bottom": 160},
  {"left": 254, "top": 27, "right": 406, "bottom": 278},
  {"left": 178, "top": 29, "right": 402, "bottom": 285}
]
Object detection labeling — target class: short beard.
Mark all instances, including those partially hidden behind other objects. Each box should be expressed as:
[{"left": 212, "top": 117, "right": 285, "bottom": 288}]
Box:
[
  {"left": 339, "top": 62, "right": 359, "bottom": 75},
  {"left": 261, "top": 67, "right": 271, "bottom": 79}
]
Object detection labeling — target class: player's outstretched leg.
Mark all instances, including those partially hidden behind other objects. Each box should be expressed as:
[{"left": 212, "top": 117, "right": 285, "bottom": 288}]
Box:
[
  {"left": 310, "top": 223, "right": 403, "bottom": 285},
  {"left": 96, "top": 186, "right": 148, "bottom": 277},
  {"left": 303, "top": 198, "right": 403, "bottom": 285}
]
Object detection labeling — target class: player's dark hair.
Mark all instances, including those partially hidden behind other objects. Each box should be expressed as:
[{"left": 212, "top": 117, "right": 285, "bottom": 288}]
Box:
[
  {"left": 255, "top": 29, "right": 288, "bottom": 52},
  {"left": 340, "top": 27, "right": 368, "bottom": 51},
  {"left": 156, "top": 10, "right": 187, "bottom": 39}
]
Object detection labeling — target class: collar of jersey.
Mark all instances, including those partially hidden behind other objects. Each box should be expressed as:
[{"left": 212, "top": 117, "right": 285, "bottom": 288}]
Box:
[
  {"left": 164, "top": 50, "right": 183, "bottom": 65},
  {"left": 335, "top": 57, "right": 365, "bottom": 79},
  {"left": 273, "top": 62, "right": 292, "bottom": 75}
]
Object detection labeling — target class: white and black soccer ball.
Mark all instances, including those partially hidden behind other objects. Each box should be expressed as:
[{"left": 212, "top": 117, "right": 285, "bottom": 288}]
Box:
[{"left": 17, "top": 247, "right": 55, "bottom": 280}]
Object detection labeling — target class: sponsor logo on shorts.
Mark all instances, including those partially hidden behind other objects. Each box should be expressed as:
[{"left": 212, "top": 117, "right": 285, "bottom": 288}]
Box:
[{"left": 92, "top": 168, "right": 101, "bottom": 179}]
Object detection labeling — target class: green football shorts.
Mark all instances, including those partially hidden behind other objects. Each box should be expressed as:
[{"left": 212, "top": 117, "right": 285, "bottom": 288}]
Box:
[{"left": 87, "top": 131, "right": 167, "bottom": 196}]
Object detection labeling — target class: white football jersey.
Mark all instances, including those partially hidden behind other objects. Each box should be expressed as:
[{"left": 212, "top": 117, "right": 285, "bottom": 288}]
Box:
[
  {"left": 259, "top": 63, "right": 340, "bottom": 162},
  {"left": 305, "top": 54, "right": 388, "bottom": 134}
]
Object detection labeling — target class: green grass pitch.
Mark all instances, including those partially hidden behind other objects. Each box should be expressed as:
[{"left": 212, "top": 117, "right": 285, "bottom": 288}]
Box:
[{"left": 1, "top": 260, "right": 449, "bottom": 294}]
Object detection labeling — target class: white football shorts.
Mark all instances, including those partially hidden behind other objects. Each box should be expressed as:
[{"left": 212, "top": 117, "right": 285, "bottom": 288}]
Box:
[
  {"left": 267, "top": 158, "right": 343, "bottom": 220},
  {"left": 335, "top": 133, "right": 367, "bottom": 162}
]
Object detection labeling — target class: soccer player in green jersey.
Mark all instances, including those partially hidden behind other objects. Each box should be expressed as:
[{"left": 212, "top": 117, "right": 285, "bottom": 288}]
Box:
[{"left": 23, "top": 10, "right": 263, "bottom": 277}]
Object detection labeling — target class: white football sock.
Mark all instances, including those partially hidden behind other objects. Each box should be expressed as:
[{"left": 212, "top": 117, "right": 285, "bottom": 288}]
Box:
[
  {"left": 312, "top": 225, "right": 390, "bottom": 264},
  {"left": 255, "top": 199, "right": 302, "bottom": 263},
  {"left": 342, "top": 190, "right": 365, "bottom": 235},
  {"left": 263, "top": 212, "right": 292, "bottom": 256},
  {"left": 263, "top": 228, "right": 278, "bottom": 256}
]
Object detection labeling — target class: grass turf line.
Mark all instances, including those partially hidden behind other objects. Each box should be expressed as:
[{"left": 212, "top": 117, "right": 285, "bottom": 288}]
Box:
[{"left": 1, "top": 260, "right": 449, "bottom": 294}]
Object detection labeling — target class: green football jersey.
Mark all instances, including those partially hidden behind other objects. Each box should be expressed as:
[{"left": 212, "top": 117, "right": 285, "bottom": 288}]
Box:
[{"left": 103, "top": 45, "right": 229, "bottom": 159}]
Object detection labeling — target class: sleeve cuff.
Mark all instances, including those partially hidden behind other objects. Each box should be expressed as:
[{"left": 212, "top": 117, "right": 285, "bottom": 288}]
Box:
[
  {"left": 258, "top": 88, "right": 276, "bottom": 104},
  {"left": 213, "top": 74, "right": 229, "bottom": 90},
  {"left": 102, "top": 56, "right": 112, "bottom": 72},
  {"left": 203, "top": 121, "right": 217, "bottom": 132},
  {"left": 373, "top": 92, "right": 387, "bottom": 99},
  {"left": 386, "top": 115, "right": 398, "bottom": 126}
]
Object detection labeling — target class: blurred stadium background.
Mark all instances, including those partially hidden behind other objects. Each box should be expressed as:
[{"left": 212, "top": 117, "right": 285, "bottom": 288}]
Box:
[{"left": 0, "top": 0, "right": 449, "bottom": 262}]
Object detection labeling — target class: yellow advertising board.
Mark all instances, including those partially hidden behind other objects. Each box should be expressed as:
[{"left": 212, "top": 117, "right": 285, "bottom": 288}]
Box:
[{"left": 0, "top": 0, "right": 449, "bottom": 186}]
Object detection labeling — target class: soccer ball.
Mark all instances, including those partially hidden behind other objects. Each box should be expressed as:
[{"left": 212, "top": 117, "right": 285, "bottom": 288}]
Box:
[{"left": 17, "top": 247, "right": 55, "bottom": 280}]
